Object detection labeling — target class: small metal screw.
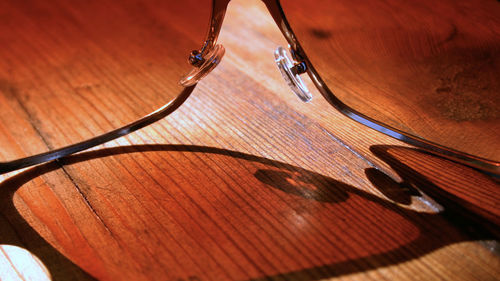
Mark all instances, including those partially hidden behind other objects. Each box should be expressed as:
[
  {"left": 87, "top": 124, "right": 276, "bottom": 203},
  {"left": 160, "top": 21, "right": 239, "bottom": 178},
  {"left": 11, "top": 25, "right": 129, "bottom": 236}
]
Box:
[
  {"left": 290, "top": 62, "right": 307, "bottom": 75},
  {"left": 189, "top": 50, "right": 205, "bottom": 67}
]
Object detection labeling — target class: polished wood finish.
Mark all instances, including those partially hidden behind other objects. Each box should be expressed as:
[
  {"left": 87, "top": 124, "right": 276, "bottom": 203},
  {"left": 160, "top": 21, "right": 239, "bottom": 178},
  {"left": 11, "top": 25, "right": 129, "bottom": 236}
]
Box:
[
  {"left": 1, "top": 0, "right": 499, "bottom": 280},
  {"left": 282, "top": 0, "right": 500, "bottom": 161},
  {"left": 0, "top": 0, "right": 209, "bottom": 161}
]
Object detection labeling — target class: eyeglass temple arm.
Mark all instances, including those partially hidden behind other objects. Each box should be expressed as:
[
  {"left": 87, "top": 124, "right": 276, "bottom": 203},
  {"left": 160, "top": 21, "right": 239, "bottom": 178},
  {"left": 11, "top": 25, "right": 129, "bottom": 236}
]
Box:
[{"left": 0, "top": 85, "right": 196, "bottom": 175}]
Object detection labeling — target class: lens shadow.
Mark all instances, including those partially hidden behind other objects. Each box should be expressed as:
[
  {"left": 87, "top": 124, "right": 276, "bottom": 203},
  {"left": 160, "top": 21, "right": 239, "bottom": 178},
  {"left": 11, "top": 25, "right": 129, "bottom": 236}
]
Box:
[
  {"left": 369, "top": 144, "right": 500, "bottom": 229},
  {"left": 0, "top": 144, "right": 497, "bottom": 280}
]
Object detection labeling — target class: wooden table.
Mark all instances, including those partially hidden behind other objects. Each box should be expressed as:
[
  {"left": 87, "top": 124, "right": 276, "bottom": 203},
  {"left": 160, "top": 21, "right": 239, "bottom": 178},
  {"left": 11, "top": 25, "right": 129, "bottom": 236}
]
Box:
[{"left": 1, "top": 0, "right": 499, "bottom": 280}]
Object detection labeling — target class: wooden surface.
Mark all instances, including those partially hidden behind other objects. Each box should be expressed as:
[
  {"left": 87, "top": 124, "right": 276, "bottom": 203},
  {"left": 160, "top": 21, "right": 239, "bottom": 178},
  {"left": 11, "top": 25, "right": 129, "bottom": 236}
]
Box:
[
  {"left": 281, "top": 0, "right": 500, "bottom": 161},
  {"left": 1, "top": 0, "right": 499, "bottom": 280},
  {"left": 0, "top": 0, "right": 208, "bottom": 160}
]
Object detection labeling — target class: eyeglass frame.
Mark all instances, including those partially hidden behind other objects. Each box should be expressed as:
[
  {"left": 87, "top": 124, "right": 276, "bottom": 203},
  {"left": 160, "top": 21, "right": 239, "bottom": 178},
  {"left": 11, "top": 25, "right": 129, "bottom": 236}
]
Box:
[{"left": 0, "top": 0, "right": 498, "bottom": 175}]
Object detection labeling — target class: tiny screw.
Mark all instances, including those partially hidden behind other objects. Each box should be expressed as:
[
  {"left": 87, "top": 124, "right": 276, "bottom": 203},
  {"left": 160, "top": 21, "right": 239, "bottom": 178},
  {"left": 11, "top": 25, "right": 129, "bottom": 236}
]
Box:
[
  {"left": 189, "top": 50, "right": 205, "bottom": 67},
  {"left": 290, "top": 62, "right": 307, "bottom": 75}
]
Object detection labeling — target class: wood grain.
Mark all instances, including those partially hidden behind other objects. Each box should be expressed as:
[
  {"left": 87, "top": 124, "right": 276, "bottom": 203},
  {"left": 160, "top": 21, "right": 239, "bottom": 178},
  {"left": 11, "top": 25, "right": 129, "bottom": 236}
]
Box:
[
  {"left": 0, "top": 0, "right": 209, "bottom": 161},
  {"left": 281, "top": 0, "right": 500, "bottom": 161},
  {"left": 0, "top": 0, "right": 499, "bottom": 280}
]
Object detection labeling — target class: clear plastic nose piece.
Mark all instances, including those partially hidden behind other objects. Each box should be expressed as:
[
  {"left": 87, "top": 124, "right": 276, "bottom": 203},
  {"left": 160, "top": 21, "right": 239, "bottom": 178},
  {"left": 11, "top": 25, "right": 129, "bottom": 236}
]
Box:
[
  {"left": 274, "top": 46, "right": 312, "bottom": 102},
  {"left": 180, "top": 44, "right": 225, "bottom": 87}
]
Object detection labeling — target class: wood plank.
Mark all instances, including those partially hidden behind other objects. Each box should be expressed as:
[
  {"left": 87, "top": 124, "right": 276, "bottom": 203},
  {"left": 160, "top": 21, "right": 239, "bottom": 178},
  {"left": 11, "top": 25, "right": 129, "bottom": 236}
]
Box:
[
  {"left": 0, "top": 0, "right": 498, "bottom": 280},
  {"left": 280, "top": 0, "right": 500, "bottom": 161}
]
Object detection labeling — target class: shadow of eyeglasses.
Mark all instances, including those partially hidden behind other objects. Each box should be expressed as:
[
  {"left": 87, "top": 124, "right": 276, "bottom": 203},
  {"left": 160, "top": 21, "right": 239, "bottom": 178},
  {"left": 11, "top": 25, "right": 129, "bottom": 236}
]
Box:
[{"left": 0, "top": 144, "right": 496, "bottom": 280}]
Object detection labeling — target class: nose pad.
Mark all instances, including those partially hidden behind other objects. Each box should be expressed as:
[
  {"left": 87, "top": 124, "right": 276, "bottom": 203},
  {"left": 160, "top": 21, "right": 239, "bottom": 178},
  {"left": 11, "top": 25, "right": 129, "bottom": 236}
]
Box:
[
  {"left": 274, "top": 46, "right": 312, "bottom": 102},
  {"left": 180, "top": 44, "right": 225, "bottom": 87}
]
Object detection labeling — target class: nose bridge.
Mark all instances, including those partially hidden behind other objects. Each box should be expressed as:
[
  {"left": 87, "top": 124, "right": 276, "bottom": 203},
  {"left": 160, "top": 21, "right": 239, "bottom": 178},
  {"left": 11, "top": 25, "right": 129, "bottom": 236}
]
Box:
[{"left": 180, "top": 0, "right": 312, "bottom": 102}]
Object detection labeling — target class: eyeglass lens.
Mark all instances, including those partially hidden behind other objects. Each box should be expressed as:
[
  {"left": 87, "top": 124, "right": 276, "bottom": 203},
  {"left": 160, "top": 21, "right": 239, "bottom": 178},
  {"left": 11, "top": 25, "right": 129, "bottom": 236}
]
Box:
[
  {"left": 280, "top": 0, "right": 500, "bottom": 162},
  {"left": 0, "top": 0, "right": 211, "bottom": 162}
]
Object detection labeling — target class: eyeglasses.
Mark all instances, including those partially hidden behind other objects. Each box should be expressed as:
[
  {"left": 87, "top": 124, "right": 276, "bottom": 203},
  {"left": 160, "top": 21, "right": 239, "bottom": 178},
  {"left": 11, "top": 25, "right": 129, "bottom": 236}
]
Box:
[{"left": 0, "top": 0, "right": 498, "bottom": 175}]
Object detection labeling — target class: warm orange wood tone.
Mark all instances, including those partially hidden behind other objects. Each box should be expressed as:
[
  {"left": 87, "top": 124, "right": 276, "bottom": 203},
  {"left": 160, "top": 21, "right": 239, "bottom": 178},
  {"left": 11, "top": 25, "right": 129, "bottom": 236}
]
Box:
[
  {"left": 281, "top": 0, "right": 500, "bottom": 161},
  {"left": 0, "top": 0, "right": 499, "bottom": 280},
  {"left": 0, "top": 0, "right": 209, "bottom": 161}
]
